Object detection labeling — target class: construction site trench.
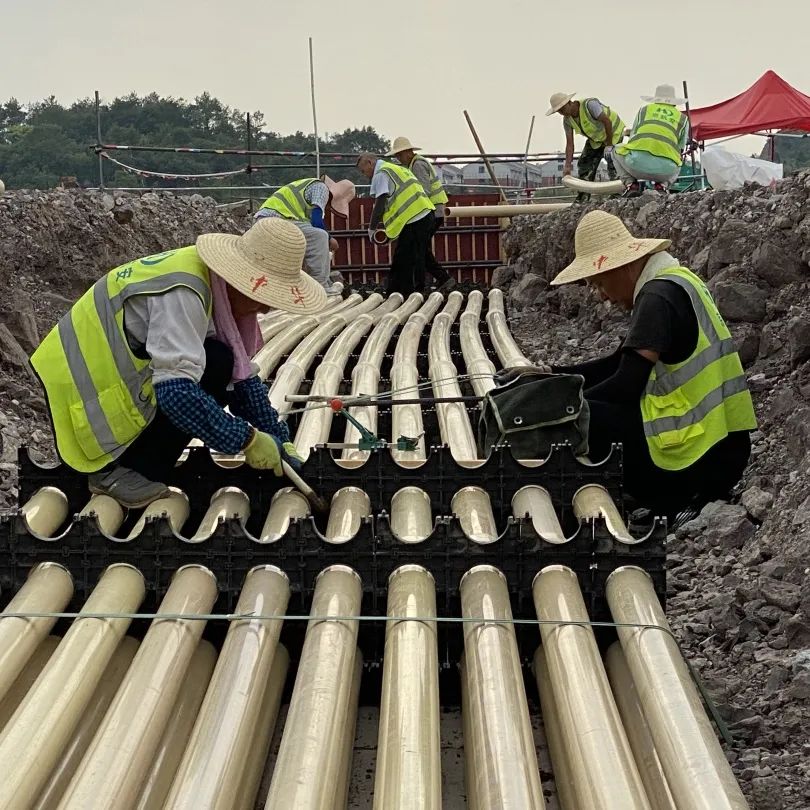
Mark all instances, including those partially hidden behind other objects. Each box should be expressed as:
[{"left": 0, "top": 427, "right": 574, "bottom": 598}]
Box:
[{"left": 0, "top": 184, "right": 808, "bottom": 809}]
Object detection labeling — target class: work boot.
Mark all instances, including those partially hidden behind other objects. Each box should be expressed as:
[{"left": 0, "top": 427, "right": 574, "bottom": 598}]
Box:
[
  {"left": 437, "top": 277, "right": 457, "bottom": 294},
  {"left": 653, "top": 182, "right": 667, "bottom": 193},
  {"left": 622, "top": 182, "right": 642, "bottom": 198},
  {"left": 88, "top": 465, "right": 169, "bottom": 509}
]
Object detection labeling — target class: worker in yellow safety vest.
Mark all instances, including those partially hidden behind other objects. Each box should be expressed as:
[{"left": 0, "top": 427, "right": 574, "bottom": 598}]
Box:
[
  {"left": 387, "top": 136, "right": 456, "bottom": 294},
  {"left": 546, "top": 92, "right": 625, "bottom": 201},
  {"left": 256, "top": 175, "right": 356, "bottom": 295},
  {"left": 541, "top": 210, "right": 756, "bottom": 518},
  {"left": 612, "top": 84, "right": 689, "bottom": 197},
  {"left": 29, "top": 219, "right": 323, "bottom": 508},
  {"left": 356, "top": 152, "right": 435, "bottom": 295}
]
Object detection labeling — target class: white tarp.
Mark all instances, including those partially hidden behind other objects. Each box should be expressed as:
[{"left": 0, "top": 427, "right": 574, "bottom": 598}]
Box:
[{"left": 702, "top": 145, "right": 783, "bottom": 190}]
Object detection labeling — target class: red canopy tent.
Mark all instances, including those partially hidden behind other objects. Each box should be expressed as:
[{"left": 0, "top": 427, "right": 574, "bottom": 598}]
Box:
[{"left": 690, "top": 70, "right": 810, "bottom": 141}]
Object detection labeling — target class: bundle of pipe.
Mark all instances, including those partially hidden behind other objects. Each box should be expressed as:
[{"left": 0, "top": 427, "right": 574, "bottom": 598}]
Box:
[{"left": 486, "top": 289, "right": 534, "bottom": 370}]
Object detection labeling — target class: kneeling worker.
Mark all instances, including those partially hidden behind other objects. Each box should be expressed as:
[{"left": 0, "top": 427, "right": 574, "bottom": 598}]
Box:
[
  {"left": 256, "top": 175, "right": 356, "bottom": 295},
  {"left": 548, "top": 211, "right": 756, "bottom": 517},
  {"left": 30, "top": 218, "right": 322, "bottom": 508}
]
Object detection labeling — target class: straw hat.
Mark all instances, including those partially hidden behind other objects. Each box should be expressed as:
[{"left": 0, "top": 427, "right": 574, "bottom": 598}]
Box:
[
  {"left": 386, "top": 136, "right": 420, "bottom": 156},
  {"left": 642, "top": 84, "right": 686, "bottom": 106},
  {"left": 196, "top": 218, "right": 326, "bottom": 313},
  {"left": 550, "top": 211, "right": 671, "bottom": 286},
  {"left": 546, "top": 92, "right": 576, "bottom": 116},
  {"left": 323, "top": 175, "right": 355, "bottom": 218}
]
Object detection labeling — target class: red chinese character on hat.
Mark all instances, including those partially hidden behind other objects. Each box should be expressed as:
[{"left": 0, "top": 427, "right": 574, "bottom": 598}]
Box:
[
  {"left": 628, "top": 241, "right": 643, "bottom": 252},
  {"left": 251, "top": 275, "right": 268, "bottom": 293},
  {"left": 593, "top": 254, "right": 608, "bottom": 270},
  {"left": 291, "top": 286, "right": 305, "bottom": 305}
]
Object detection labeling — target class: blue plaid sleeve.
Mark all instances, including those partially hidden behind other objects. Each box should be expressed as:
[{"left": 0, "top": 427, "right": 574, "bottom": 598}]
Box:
[
  {"left": 155, "top": 378, "right": 252, "bottom": 454},
  {"left": 229, "top": 375, "right": 290, "bottom": 443}
]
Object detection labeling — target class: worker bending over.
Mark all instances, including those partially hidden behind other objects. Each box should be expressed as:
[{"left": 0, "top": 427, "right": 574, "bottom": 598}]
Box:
[
  {"left": 387, "top": 136, "right": 455, "bottom": 293},
  {"left": 256, "top": 175, "right": 355, "bottom": 295},
  {"left": 548, "top": 211, "right": 756, "bottom": 517},
  {"left": 612, "top": 84, "right": 689, "bottom": 196},
  {"left": 30, "top": 219, "right": 320, "bottom": 508},
  {"left": 547, "top": 92, "right": 625, "bottom": 201},
  {"left": 356, "top": 152, "right": 435, "bottom": 296}
]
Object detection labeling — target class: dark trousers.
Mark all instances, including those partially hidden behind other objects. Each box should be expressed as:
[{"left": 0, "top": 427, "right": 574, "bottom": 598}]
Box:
[
  {"left": 576, "top": 141, "right": 618, "bottom": 202},
  {"left": 425, "top": 216, "right": 450, "bottom": 285},
  {"left": 586, "top": 399, "right": 751, "bottom": 517},
  {"left": 116, "top": 339, "right": 234, "bottom": 483},
  {"left": 388, "top": 214, "right": 433, "bottom": 296}
]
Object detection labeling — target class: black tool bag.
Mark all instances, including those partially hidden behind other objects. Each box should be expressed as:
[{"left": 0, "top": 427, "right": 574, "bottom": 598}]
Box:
[{"left": 477, "top": 368, "right": 590, "bottom": 459}]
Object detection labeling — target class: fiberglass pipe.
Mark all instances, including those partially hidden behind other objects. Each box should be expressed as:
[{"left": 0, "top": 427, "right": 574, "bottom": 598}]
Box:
[
  {"left": 259, "top": 486, "right": 311, "bottom": 542},
  {"left": 390, "top": 486, "right": 433, "bottom": 543},
  {"left": 164, "top": 565, "right": 290, "bottom": 810},
  {"left": 562, "top": 175, "right": 624, "bottom": 196},
  {"left": 460, "top": 565, "right": 545, "bottom": 808},
  {"left": 190, "top": 487, "right": 250, "bottom": 541},
  {"left": 58, "top": 566, "right": 219, "bottom": 810},
  {"left": 334, "top": 649, "right": 363, "bottom": 810},
  {"left": 0, "top": 564, "right": 146, "bottom": 809},
  {"left": 446, "top": 202, "right": 571, "bottom": 217},
  {"left": 0, "top": 562, "right": 73, "bottom": 705},
  {"left": 79, "top": 494, "right": 125, "bottom": 536},
  {"left": 451, "top": 487, "right": 498, "bottom": 544},
  {"left": 127, "top": 488, "right": 190, "bottom": 539},
  {"left": 606, "top": 566, "right": 750, "bottom": 810},
  {"left": 459, "top": 290, "right": 497, "bottom": 398},
  {"left": 0, "top": 636, "right": 60, "bottom": 732},
  {"left": 325, "top": 487, "right": 372, "bottom": 543},
  {"left": 486, "top": 289, "right": 534, "bottom": 370},
  {"left": 605, "top": 642, "right": 678, "bottom": 810},
  {"left": 264, "top": 565, "right": 363, "bottom": 810},
  {"left": 532, "top": 565, "right": 651, "bottom": 809},
  {"left": 511, "top": 486, "right": 566, "bottom": 544},
  {"left": 573, "top": 484, "right": 634, "bottom": 543},
  {"left": 21, "top": 486, "right": 68, "bottom": 537},
  {"left": 373, "top": 565, "right": 441, "bottom": 810}
]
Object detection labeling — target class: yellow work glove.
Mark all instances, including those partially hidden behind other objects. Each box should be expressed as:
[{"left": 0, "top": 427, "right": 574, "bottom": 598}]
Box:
[
  {"left": 281, "top": 442, "right": 305, "bottom": 471},
  {"left": 243, "top": 430, "right": 283, "bottom": 476}
]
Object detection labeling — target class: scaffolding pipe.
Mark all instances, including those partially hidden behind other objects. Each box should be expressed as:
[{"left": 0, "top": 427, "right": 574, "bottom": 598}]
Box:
[
  {"left": 325, "top": 487, "right": 372, "bottom": 543},
  {"left": 127, "top": 488, "right": 190, "bottom": 539},
  {"left": 446, "top": 202, "right": 570, "bottom": 217},
  {"left": 373, "top": 565, "right": 440, "bottom": 810},
  {"left": 460, "top": 565, "right": 544, "bottom": 808},
  {"left": 259, "top": 487, "right": 311, "bottom": 542},
  {"left": 21, "top": 486, "right": 68, "bottom": 537},
  {"left": 452, "top": 487, "right": 498, "bottom": 544},
  {"left": 606, "top": 566, "right": 750, "bottom": 810},
  {"left": 390, "top": 487, "right": 433, "bottom": 543},
  {"left": 532, "top": 565, "right": 650, "bottom": 809},
  {"left": 512, "top": 486, "right": 566, "bottom": 543},
  {"left": 265, "top": 566, "right": 363, "bottom": 809},
  {"left": 79, "top": 494, "right": 125, "bottom": 536},
  {"left": 0, "top": 636, "right": 60, "bottom": 731},
  {"left": 0, "top": 564, "right": 146, "bottom": 808},
  {"left": 459, "top": 290, "right": 497, "bottom": 397},
  {"left": 573, "top": 484, "right": 634, "bottom": 543},
  {"left": 190, "top": 487, "right": 250, "bottom": 541},
  {"left": 486, "top": 289, "right": 534, "bottom": 369},
  {"left": 164, "top": 565, "right": 290, "bottom": 810}
]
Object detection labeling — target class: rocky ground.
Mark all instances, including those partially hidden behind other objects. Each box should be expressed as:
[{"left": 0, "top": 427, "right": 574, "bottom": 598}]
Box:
[{"left": 503, "top": 176, "right": 810, "bottom": 808}]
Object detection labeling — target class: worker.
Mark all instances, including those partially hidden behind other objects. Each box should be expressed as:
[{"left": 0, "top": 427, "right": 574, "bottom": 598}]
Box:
[
  {"left": 29, "top": 218, "right": 322, "bottom": 508},
  {"left": 546, "top": 92, "right": 625, "bottom": 201},
  {"left": 386, "top": 136, "right": 455, "bottom": 293},
  {"left": 612, "top": 84, "right": 689, "bottom": 196},
  {"left": 255, "top": 175, "right": 355, "bottom": 295},
  {"left": 356, "top": 152, "right": 435, "bottom": 296},
  {"left": 546, "top": 210, "right": 756, "bottom": 518}
]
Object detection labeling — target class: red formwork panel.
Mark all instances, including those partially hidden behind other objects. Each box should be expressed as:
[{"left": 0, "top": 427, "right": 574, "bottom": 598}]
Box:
[{"left": 327, "top": 194, "right": 503, "bottom": 287}]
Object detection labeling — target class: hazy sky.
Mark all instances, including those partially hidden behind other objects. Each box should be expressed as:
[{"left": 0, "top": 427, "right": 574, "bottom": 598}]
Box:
[{"left": 2, "top": 0, "right": 807, "bottom": 159}]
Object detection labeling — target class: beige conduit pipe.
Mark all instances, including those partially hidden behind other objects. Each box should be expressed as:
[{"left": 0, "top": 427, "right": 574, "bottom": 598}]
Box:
[
  {"left": 340, "top": 292, "right": 424, "bottom": 465},
  {"left": 127, "top": 488, "right": 190, "bottom": 539},
  {"left": 164, "top": 565, "right": 290, "bottom": 810},
  {"left": 533, "top": 565, "right": 650, "bottom": 809},
  {"left": 58, "top": 566, "right": 219, "bottom": 809},
  {"left": 459, "top": 655, "right": 477, "bottom": 810},
  {"left": 451, "top": 487, "right": 498, "bottom": 544},
  {"left": 374, "top": 565, "right": 441, "bottom": 810},
  {"left": 265, "top": 565, "right": 363, "bottom": 810},
  {"left": 259, "top": 486, "right": 311, "bottom": 542},
  {"left": 446, "top": 202, "right": 571, "bottom": 217},
  {"left": 605, "top": 642, "right": 678, "bottom": 810},
  {"left": 460, "top": 565, "right": 545, "bottom": 808},
  {"left": 190, "top": 486, "right": 250, "bottom": 541},
  {"left": 35, "top": 636, "right": 140, "bottom": 809},
  {"left": 0, "top": 562, "right": 73, "bottom": 704},
  {"left": 79, "top": 494, "right": 125, "bottom": 536},
  {"left": 459, "top": 290, "right": 497, "bottom": 397},
  {"left": 573, "top": 484, "right": 634, "bottom": 543},
  {"left": 132, "top": 640, "right": 218, "bottom": 810},
  {"left": 334, "top": 649, "right": 363, "bottom": 810},
  {"left": 325, "top": 487, "right": 372, "bottom": 544},
  {"left": 606, "top": 566, "right": 750, "bottom": 810},
  {"left": 486, "top": 289, "right": 534, "bottom": 370},
  {"left": 0, "top": 636, "right": 60, "bottom": 731},
  {"left": 21, "top": 486, "right": 69, "bottom": 537},
  {"left": 0, "top": 564, "right": 146, "bottom": 809},
  {"left": 390, "top": 486, "right": 433, "bottom": 543},
  {"left": 562, "top": 175, "right": 624, "bottom": 196},
  {"left": 259, "top": 294, "right": 352, "bottom": 342},
  {"left": 511, "top": 486, "right": 566, "bottom": 544}
]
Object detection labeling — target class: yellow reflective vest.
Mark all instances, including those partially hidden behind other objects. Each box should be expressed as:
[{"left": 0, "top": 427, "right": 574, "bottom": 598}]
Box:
[
  {"left": 409, "top": 155, "right": 449, "bottom": 206},
  {"left": 565, "top": 98, "right": 625, "bottom": 148},
  {"left": 377, "top": 161, "right": 435, "bottom": 239},
  {"left": 259, "top": 178, "right": 319, "bottom": 221},
  {"left": 640, "top": 267, "right": 757, "bottom": 471},
  {"left": 617, "top": 103, "right": 687, "bottom": 165},
  {"left": 30, "top": 247, "right": 212, "bottom": 473}
]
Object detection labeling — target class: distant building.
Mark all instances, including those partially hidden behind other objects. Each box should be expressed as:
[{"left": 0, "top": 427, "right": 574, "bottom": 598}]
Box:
[
  {"left": 436, "top": 164, "right": 463, "bottom": 185},
  {"left": 460, "top": 158, "right": 565, "bottom": 190}
]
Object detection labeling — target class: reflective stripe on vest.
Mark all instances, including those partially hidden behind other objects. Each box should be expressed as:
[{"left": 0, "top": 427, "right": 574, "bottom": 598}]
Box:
[
  {"left": 622, "top": 103, "right": 686, "bottom": 165},
  {"left": 566, "top": 98, "right": 625, "bottom": 148},
  {"left": 30, "top": 246, "right": 212, "bottom": 472},
  {"left": 410, "top": 155, "right": 449, "bottom": 206},
  {"left": 259, "top": 178, "right": 318, "bottom": 221},
  {"left": 639, "top": 267, "right": 757, "bottom": 471},
  {"left": 378, "top": 161, "right": 435, "bottom": 239}
]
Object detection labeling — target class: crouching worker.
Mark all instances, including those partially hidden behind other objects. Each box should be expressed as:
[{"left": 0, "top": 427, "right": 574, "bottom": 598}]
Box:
[
  {"left": 29, "top": 218, "right": 325, "bottom": 508},
  {"left": 548, "top": 210, "right": 757, "bottom": 517}
]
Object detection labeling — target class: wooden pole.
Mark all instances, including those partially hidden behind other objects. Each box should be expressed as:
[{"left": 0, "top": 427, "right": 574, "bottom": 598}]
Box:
[{"left": 463, "top": 111, "right": 508, "bottom": 203}]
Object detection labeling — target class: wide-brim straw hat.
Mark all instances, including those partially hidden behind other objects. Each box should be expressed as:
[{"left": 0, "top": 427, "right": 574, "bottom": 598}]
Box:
[
  {"left": 551, "top": 210, "right": 671, "bottom": 286},
  {"left": 641, "top": 84, "right": 686, "bottom": 106},
  {"left": 546, "top": 91, "right": 576, "bottom": 116},
  {"left": 197, "top": 217, "right": 326, "bottom": 313},
  {"left": 323, "top": 175, "right": 355, "bottom": 218},
  {"left": 386, "top": 136, "right": 421, "bottom": 156}
]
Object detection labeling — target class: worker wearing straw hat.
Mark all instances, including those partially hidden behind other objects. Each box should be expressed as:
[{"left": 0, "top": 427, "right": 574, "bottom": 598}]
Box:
[
  {"left": 546, "top": 92, "right": 625, "bottom": 202},
  {"left": 612, "top": 84, "right": 689, "bottom": 197},
  {"left": 548, "top": 211, "right": 756, "bottom": 517},
  {"left": 30, "top": 218, "right": 322, "bottom": 508}
]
